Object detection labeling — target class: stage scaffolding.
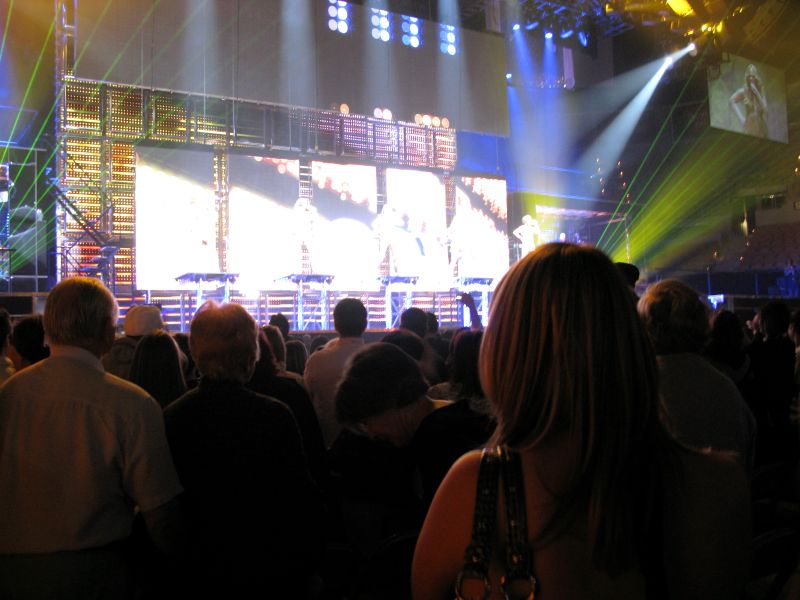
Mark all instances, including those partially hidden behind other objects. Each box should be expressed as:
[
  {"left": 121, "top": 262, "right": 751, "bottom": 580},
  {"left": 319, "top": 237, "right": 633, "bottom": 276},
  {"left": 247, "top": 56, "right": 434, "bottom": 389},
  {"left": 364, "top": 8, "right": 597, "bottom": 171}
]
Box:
[{"left": 53, "top": 0, "right": 470, "bottom": 329}]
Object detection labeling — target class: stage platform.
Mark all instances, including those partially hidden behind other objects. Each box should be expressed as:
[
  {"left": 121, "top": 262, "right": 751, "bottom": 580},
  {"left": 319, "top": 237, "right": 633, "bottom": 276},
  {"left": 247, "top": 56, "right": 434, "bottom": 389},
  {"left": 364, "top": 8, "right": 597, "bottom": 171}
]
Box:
[{"left": 136, "top": 286, "right": 489, "bottom": 333}]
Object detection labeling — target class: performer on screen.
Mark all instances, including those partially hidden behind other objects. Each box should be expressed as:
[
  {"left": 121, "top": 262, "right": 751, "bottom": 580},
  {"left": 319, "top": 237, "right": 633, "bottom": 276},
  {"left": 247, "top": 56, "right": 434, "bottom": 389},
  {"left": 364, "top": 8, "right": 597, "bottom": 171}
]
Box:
[
  {"left": 513, "top": 214, "right": 541, "bottom": 259},
  {"left": 729, "top": 64, "right": 768, "bottom": 139}
]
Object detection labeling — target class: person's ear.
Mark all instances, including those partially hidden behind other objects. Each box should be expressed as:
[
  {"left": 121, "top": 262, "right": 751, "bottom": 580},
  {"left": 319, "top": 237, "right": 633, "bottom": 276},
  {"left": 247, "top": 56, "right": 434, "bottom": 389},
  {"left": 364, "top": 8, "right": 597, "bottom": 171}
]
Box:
[{"left": 101, "top": 318, "right": 116, "bottom": 354}]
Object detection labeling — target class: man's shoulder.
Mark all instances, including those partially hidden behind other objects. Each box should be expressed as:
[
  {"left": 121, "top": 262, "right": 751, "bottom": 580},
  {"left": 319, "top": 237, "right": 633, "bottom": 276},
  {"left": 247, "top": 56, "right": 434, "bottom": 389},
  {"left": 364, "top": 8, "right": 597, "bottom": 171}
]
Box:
[{"left": 2, "top": 357, "right": 158, "bottom": 419}]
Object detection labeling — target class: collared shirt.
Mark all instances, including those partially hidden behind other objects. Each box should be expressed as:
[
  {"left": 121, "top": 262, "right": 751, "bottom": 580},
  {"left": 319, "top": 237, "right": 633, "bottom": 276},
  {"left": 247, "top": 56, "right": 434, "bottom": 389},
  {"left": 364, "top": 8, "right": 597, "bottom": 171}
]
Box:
[
  {"left": 0, "top": 344, "right": 183, "bottom": 554},
  {"left": 304, "top": 336, "right": 365, "bottom": 447}
]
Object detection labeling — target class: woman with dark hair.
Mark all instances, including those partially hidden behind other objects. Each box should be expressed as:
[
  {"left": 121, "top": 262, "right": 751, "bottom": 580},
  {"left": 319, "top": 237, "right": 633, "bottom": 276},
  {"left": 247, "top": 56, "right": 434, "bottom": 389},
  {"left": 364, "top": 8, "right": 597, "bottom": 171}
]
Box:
[
  {"left": 171, "top": 332, "right": 198, "bottom": 389},
  {"left": 416, "top": 328, "right": 495, "bottom": 508},
  {"left": 284, "top": 338, "right": 308, "bottom": 376},
  {"left": 428, "top": 329, "right": 486, "bottom": 403},
  {"left": 413, "top": 243, "right": 749, "bottom": 600},
  {"left": 128, "top": 331, "right": 187, "bottom": 408}
]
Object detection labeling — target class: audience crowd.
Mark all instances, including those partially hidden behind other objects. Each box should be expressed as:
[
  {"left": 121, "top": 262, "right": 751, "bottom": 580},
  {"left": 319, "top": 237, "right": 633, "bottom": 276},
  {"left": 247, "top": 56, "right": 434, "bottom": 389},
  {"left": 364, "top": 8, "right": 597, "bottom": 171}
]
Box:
[{"left": 1, "top": 242, "right": 799, "bottom": 599}]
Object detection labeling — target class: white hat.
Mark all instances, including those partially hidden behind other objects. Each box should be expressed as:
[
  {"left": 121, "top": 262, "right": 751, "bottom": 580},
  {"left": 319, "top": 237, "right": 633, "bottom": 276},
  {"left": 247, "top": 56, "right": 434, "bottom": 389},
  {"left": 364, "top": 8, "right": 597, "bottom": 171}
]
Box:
[{"left": 123, "top": 305, "right": 164, "bottom": 336}]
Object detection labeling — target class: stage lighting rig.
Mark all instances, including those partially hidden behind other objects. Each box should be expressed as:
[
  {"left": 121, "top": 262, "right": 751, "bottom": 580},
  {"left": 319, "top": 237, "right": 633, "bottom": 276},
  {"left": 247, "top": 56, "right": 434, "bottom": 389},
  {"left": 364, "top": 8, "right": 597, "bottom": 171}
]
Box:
[{"left": 516, "top": 1, "right": 624, "bottom": 57}]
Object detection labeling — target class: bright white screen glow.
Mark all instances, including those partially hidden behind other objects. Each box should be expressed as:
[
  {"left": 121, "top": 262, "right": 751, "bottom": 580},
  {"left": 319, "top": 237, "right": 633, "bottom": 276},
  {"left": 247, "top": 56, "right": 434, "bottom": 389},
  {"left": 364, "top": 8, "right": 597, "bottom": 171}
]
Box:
[
  {"left": 135, "top": 148, "right": 218, "bottom": 291},
  {"left": 227, "top": 157, "right": 301, "bottom": 292},
  {"left": 310, "top": 161, "right": 379, "bottom": 291},
  {"left": 453, "top": 176, "right": 509, "bottom": 281},
  {"left": 383, "top": 168, "right": 449, "bottom": 289},
  {"left": 227, "top": 158, "right": 380, "bottom": 292}
]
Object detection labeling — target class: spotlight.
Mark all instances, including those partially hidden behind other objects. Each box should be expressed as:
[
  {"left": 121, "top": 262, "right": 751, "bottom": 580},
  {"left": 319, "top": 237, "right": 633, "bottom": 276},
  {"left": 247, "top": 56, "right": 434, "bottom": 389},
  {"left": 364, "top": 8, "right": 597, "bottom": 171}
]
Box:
[
  {"left": 339, "top": 103, "right": 350, "bottom": 114},
  {"left": 422, "top": 114, "right": 432, "bottom": 126},
  {"left": 525, "top": 21, "right": 539, "bottom": 30},
  {"left": 414, "top": 113, "right": 423, "bottom": 125},
  {"left": 578, "top": 30, "right": 589, "bottom": 47},
  {"left": 544, "top": 30, "right": 553, "bottom": 40},
  {"left": 560, "top": 29, "right": 574, "bottom": 39},
  {"left": 688, "top": 41, "right": 698, "bottom": 56},
  {"left": 328, "top": 1, "right": 351, "bottom": 35},
  {"left": 441, "top": 117, "right": 450, "bottom": 128},
  {"left": 382, "top": 108, "right": 392, "bottom": 120},
  {"left": 506, "top": 72, "right": 512, "bottom": 81},
  {"left": 664, "top": 56, "right": 674, "bottom": 67},
  {"left": 373, "top": 108, "right": 383, "bottom": 118},
  {"left": 432, "top": 116, "right": 441, "bottom": 127},
  {"left": 512, "top": 23, "right": 520, "bottom": 31}
]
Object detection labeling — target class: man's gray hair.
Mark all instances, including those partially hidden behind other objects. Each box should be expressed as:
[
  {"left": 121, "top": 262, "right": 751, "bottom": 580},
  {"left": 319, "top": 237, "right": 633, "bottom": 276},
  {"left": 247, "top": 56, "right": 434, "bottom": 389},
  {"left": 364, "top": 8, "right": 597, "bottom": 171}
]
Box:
[{"left": 44, "top": 277, "right": 118, "bottom": 348}]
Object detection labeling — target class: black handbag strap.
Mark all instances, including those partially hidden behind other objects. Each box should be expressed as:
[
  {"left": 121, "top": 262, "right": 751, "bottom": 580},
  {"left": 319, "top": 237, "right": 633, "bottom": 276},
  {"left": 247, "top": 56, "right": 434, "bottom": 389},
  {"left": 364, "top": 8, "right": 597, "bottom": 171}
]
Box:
[
  {"left": 500, "top": 449, "right": 537, "bottom": 599},
  {"left": 455, "top": 448, "right": 537, "bottom": 600},
  {"left": 455, "top": 447, "right": 502, "bottom": 600}
]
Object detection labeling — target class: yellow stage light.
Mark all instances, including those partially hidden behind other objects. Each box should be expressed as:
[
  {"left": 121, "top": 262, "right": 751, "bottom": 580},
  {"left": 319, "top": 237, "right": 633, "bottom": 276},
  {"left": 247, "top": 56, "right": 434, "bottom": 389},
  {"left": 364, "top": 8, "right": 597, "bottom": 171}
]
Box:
[{"left": 667, "top": 0, "right": 694, "bottom": 17}]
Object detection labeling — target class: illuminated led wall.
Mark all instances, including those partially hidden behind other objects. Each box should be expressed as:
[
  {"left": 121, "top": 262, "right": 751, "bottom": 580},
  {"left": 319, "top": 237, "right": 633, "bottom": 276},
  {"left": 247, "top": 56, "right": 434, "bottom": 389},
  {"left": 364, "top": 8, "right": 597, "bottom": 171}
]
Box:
[
  {"left": 454, "top": 176, "right": 509, "bottom": 280},
  {"left": 56, "top": 77, "right": 456, "bottom": 291},
  {"left": 309, "top": 161, "right": 379, "bottom": 291},
  {"left": 226, "top": 156, "right": 301, "bottom": 291},
  {"left": 135, "top": 147, "right": 217, "bottom": 291},
  {"left": 383, "top": 168, "right": 450, "bottom": 289}
]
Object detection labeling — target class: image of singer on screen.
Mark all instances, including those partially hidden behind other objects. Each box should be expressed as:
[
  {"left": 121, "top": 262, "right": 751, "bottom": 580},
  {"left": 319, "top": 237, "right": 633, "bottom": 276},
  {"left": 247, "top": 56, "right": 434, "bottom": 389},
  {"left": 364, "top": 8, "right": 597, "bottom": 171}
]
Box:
[{"left": 729, "top": 63, "right": 768, "bottom": 139}]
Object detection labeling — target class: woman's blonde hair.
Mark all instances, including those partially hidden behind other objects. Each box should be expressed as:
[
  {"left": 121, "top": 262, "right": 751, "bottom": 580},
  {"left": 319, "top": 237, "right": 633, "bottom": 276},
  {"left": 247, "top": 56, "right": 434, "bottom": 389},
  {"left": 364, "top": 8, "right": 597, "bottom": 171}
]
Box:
[{"left": 480, "top": 243, "right": 669, "bottom": 573}]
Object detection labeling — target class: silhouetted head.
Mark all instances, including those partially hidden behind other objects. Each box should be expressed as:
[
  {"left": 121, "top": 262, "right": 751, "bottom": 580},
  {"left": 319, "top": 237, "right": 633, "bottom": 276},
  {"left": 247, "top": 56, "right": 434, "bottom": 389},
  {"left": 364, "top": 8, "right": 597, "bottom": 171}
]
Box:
[
  {"left": 638, "top": 279, "right": 710, "bottom": 355},
  {"left": 190, "top": 302, "right": 259, "bottom": 383},
  {"left": 334, "top": 298, "right": 368, "bottom": 338}
]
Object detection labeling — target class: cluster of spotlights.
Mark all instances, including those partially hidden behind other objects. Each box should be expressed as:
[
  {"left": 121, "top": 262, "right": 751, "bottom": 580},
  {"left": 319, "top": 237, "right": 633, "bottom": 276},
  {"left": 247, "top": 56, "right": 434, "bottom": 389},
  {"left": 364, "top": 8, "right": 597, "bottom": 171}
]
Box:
[
  {"left": 413, "top": 114, "right": 450, "bottom": 128},
  {"left": 401, "top": 15, "right": 421, "bottom": 48},
  {"left": 371, "top": 9, "right": 391, "bottom": 43},
  {"left": 373, "top": 107, "right": 393, "bottom": 120},
  {"left": 439, "top": 24, "right": 458, "bottom": 56},
  {"left": 327, "top": 0, "right": 350, "bottom": 34}
]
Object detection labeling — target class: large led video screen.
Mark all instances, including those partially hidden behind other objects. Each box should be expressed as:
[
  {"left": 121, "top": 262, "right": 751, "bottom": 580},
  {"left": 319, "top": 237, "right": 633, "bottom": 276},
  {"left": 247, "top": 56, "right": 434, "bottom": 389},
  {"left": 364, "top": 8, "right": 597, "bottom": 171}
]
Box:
[
  {"left": 383, "top": 168, "right": 450, "bottom": 289},
  {"left": 453, "top": 177, "right": 509, "bottom": 281},
  {"left": 226, "top": 156, "right": 301, "bottom": 292},
  {"left": 135, "top": 147, "right": 218, "bottom": 291},
  {"left": 309, "top": 161, "right": 379, "bottom": 290},
  {"left": 708, "top": 55, "right": 788, "bottom": 143},
  {"left": 226, "top": 157, "right": 379, "bottom": 291}
]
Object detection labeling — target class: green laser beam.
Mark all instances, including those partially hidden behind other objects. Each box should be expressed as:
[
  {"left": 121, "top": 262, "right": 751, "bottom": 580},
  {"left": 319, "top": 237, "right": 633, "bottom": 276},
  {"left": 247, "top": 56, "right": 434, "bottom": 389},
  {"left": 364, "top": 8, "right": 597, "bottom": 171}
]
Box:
[
  {"left": 596, "top": 46, "right": 710, "bottom": 249},
  {"left": 1, "top": 19, "right": 54, "bottom": 164}
]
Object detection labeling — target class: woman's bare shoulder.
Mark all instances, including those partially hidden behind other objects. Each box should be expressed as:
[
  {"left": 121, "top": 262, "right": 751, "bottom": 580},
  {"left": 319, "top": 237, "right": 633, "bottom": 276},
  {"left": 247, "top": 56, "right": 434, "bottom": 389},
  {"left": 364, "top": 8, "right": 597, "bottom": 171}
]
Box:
[{"left": 412, "top": 449, "right": 485, "bottom": 600}]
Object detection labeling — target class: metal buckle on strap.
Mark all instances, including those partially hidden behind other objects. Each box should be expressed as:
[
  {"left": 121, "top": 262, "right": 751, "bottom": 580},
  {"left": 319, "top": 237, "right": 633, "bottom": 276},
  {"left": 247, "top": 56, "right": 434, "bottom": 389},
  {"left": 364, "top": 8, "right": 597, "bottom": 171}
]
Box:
[
  {"left": 500, "top": 574, "right": 537, "bottom": 600},
  {"left": 454, "top": 569, "right": 492, "bottom": 600}
]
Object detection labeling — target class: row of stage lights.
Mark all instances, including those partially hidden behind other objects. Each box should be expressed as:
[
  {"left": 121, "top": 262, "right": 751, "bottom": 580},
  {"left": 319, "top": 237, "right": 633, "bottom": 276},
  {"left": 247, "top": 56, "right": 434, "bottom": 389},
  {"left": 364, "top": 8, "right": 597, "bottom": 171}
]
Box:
[
  {"left": 326, "top": 0, "right": 458, "bottom": 55},
  {"left": 511, "top": 21, "right": 590, "bottom": 47},
  {"left": 505, "top": 40, "right": 697, "bottom": 85},
  {"left": 334, "top": 103, "right": 450, "bottom": 128}
]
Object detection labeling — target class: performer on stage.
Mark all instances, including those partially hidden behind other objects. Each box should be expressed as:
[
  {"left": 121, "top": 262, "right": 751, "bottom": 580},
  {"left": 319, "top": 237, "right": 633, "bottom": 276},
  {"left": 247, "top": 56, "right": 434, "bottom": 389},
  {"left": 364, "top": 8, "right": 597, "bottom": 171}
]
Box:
[
  {"left": 513, "top": 214, "right": 540, "bottom": 258},
  {"left": 0, "top": 164, "right": 12, "bottom": 246}
]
